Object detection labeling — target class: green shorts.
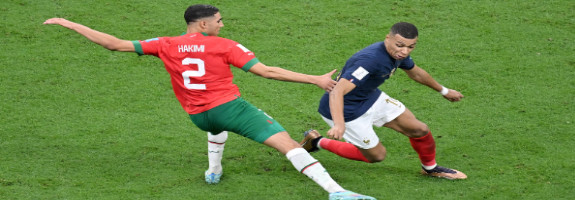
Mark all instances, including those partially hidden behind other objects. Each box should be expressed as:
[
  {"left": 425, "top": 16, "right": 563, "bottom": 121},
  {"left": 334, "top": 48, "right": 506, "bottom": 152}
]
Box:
[{"left": 189, "top": 97, "right": 286, "bottom": 143}]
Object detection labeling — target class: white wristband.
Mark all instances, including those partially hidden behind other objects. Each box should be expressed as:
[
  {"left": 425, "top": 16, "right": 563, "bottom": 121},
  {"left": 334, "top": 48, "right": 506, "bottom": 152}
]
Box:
[{"left": 440, "top": 86, "right": 449, "bottom": 96}]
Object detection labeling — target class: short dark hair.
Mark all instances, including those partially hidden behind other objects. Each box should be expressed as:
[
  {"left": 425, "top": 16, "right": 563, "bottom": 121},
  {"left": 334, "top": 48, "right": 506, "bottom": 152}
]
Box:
[
  {"left": 390, "top": 22, "right": 418, "bottom": 39},
  {"left": 184, "top": 4, "right": 219, "bottom": 24}
]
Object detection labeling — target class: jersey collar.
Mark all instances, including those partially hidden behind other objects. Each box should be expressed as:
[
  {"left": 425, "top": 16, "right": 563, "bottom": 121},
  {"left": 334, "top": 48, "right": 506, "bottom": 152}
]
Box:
[{"left": 181, "top": 32, "right": 209, "bottom": 36}]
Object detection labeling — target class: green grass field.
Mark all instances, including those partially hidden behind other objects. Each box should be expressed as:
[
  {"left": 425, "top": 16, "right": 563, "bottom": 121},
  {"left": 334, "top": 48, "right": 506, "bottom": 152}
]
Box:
[{"left": 1, "top": 0, "right": 574, "bottom": 199}]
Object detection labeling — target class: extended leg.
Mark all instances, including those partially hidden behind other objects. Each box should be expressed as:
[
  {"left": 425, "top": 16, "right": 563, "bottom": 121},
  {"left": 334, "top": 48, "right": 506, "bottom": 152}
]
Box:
[
  {"left": 265, "top": 131, "right": 376, "bottom": 199},
  {"left": 205, "top": 131, "right": 227, "bottom": 184},
  {"left": 300, "top": 129, "right": 387, "bottom": 163},
  {"left": 385, "top": 108, "right": 467, "bottom": 179}
]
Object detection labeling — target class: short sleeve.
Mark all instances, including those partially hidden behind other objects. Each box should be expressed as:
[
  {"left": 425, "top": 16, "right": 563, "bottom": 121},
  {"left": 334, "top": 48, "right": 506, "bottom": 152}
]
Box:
[
  {"left": 227, "top": 43, "right": 258, "bottom": 72},
  {"left": 134, "top": 37, "right": 162, "bottom": 56},
  {"left": 339, "top": 59, "right": 376, "bottom": 86},
  {"left": 399, "top": 56, "right": 415, "bottom": 70}
]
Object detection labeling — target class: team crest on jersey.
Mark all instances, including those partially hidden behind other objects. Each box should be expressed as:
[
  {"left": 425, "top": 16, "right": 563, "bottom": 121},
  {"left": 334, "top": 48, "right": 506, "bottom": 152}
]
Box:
[{"left": 382, "top": 67, "right": 397, "bottom": 78}]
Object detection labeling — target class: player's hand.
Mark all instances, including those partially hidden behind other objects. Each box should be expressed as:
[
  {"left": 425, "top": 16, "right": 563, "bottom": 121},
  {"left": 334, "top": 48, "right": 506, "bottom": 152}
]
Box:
[
  {"left": 443, "top": 89, "right": 464, "bottom": 102},
  {"left": 43, "top": 18, "right": 70, "bottom": 25},
  {"left": 43, "top": 18, "right": 77, "bottom": 30},
  {"left": 327, "top": 124, "right": 345, "bottom": 140},
  {"left": 315, "top": 69, "right": 337, "bottom": 92}
]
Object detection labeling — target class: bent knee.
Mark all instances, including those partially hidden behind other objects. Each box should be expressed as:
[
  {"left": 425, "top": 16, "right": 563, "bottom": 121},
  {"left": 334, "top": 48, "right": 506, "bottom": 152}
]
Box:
[
  {"left": 365, "top": 151, "right": 387, "bottom": 163},
  {"left": 368, "top": 156, "right": 386, "bottom": 163},
  {"left": 407, "top": 124, "right": 430, "bottom": 138}
]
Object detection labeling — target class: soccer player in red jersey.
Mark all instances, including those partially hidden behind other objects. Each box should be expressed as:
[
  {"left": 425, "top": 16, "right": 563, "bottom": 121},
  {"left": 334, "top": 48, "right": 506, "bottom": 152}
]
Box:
[{"left": 44, "top": 4, "right": 376, "bottom": 200}]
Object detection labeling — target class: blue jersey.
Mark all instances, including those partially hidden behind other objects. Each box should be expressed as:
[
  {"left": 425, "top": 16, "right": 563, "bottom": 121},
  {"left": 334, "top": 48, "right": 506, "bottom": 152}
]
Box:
[{"left": 318, "top": 42, "right": 415, "bottom": 121}]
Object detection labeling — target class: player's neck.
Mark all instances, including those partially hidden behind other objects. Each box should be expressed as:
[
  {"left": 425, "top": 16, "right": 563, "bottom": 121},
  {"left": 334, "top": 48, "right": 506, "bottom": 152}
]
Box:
[{"left": 186, "top": 26, "right": 204, "bottom": 35}]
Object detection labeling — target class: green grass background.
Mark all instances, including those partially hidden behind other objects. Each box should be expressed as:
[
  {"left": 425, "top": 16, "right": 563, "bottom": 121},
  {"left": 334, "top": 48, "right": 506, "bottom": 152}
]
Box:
[{"left": 1, "top": 0, "right": 574, "bottom": 199}]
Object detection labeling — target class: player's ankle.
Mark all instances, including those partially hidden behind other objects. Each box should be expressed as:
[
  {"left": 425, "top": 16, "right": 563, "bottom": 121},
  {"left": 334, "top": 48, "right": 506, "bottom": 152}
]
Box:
[{"left": 313, "top": 136, "right": 324, "bottom": 149}]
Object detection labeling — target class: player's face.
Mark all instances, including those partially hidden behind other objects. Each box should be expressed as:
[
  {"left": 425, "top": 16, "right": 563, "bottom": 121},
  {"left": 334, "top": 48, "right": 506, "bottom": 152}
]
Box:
[
  {"left": 385, "top": 33, "right": 417, "bottom": 60},
  {"left": 205, "top": 12, "right": 224, "bottom": 36}
]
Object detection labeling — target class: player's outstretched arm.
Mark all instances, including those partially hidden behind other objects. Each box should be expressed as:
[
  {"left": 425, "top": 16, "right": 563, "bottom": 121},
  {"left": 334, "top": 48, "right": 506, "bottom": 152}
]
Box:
[
  {"left": 43, "top": 18, "right": 135, "bottom": 52},
  {"left": 248, "top": 62, "right": 337, "bottom": 92},
  {"left": 403, "top": 65, "right": 464, "bottom": 102}
]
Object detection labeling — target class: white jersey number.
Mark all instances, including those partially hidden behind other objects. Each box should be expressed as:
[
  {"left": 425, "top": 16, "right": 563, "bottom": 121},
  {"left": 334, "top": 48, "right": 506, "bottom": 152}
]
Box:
[{"left": 182, "top": 58, "right": 206, "bottom": 90}]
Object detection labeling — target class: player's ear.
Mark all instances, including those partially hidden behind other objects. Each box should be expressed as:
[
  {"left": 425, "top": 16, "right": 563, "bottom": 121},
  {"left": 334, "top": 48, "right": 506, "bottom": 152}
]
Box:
[{"left": 197, "top": 20, "right": 206, "bottom": 29}]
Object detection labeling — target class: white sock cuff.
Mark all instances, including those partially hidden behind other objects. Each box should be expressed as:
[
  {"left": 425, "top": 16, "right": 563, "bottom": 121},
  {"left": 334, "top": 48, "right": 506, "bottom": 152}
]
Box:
[
  {"left": 422, "top": 163, "right": 438, "bottom": 170},
  {"left": 285, "top": 148, "right": 308, "bottom": 160},
  {"left": 286, "top": 148, "right": 319, "bottom": 173},
  {"left": 317, "top": 138, "right": 324, "bottom": 150},
  {"left": 208, "top": 131, "right": 228, "bottom": 143}
]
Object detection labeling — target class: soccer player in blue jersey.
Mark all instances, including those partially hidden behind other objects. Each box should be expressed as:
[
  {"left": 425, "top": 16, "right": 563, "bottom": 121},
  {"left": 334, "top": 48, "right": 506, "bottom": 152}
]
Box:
[{"left": 300, "top": 22, "right": 467, "bottom": 180}]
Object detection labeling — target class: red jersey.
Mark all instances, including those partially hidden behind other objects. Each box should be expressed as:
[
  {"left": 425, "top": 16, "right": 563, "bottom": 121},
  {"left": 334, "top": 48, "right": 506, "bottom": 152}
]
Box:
[{"left": 133, "top": 32, "right": 259, "bottom": 114}]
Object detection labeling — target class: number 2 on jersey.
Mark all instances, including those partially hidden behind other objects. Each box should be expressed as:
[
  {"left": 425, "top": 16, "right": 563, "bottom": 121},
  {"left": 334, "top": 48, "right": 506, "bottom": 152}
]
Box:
[{"left": 182, "top": 58, "right": 206, "bottom": 90}]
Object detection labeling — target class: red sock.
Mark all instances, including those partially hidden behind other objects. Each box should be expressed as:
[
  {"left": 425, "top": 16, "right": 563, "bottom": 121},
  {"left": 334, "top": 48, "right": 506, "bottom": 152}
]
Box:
[
  {"left": 409, "top": 131, "right": 437, "bottom": 166},
  {"left": 319, "top": 139, "right": 371, "bottom": 163}
]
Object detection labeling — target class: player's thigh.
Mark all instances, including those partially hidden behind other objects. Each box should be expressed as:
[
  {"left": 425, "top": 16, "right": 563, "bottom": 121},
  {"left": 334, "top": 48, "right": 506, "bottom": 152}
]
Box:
[
  {"left": 371, "top": 93, "right": 406, "bottom": 127},
  {"left": 383, "top": 108, "right": 428, "bottom": 137},
  {"left": 322, "top": 115, "right": 380, "bottom": 149},
  {"left": 190, "top": 97, "right": 286, "bottom": 143},
  {"left": 222, "top": 98, "right": 286, "bottom": 143},
  {"left": 368, "top": 92, "right": 427, "bottom": 136}
]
